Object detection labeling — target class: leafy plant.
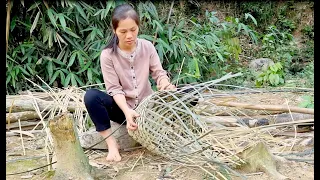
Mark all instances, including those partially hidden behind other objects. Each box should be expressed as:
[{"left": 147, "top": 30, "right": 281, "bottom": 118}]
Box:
[
  {"left": 255, "top": 62, "right": 285, "bottom": 87},
  {"left": 298, "top": 95, "right": 314, "bottom": 109}
]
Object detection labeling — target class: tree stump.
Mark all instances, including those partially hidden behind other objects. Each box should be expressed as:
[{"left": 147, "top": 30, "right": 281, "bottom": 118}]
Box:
[
  {"left": 49, "top": 113, "right": 93, "bottom": 180},
  {"left": 237, "top": 141, "right": 290, "bottom": 180}
]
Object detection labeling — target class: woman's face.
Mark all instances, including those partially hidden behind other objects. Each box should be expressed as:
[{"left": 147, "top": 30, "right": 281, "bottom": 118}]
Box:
[{"left": 114, "top": 18, "right": 139, "bottom": 48}]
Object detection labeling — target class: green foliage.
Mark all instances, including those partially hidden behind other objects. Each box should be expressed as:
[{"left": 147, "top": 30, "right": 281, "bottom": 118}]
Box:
[
  {"left": 239, "top": 1, "right": 275, "bottom": 29},
  {"left": 302, "top": 25, "right": 314, "bottom": 39},
  {"left": 6, "top": 1, "right": 119, "bottom": 94},
  {"left": 6, "top": 1, "right": 313, "bottom": 94},
  {"left": 298, "top": 95, "right": 314, "bottom": 109},
  {"left": 255, "top": 62, "right": 285, "bottom": 87},
  {"left": 138, "top": 4, "right": 257, "bottom": 85}
]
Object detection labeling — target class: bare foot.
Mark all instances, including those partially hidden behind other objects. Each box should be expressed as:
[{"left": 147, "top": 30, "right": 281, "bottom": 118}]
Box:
[
  {"left": 99, "top": 129, "right": 122, "bottom": 162},
  {"left": 106, "top": 137, "right": 121, "bottom": 162},
  {"left": 106, "top": 147, "right": 121, "bottom": 162}
]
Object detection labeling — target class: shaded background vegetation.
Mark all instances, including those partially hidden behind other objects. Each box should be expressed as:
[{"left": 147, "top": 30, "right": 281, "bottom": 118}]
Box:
[{"left": 6, "top": 0, "right": 314, "bottom": 95}]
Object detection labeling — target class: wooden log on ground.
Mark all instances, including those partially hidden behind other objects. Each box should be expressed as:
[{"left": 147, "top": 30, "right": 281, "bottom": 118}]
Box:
[
  {"left": 6, "top": 121, "right": 43, "bottom": 131},
  {"left": 6, "top": 96, "right": 81, "bottom": 113},
  {"left": 6, "top": 111, "right": 40, "bottom": 123},
  {"left": 201, "top": 113, "right": 314, "bottom": 127},
  {"left": 209, "top": 99, "right": 314, "bottom": 114},
  {"left": 194, "top": 103, "right": 285, "bottom": 116},
  {"left": 79, "top": 121, "right": 140, "bottom": 150},
  {"left": 49, "top": 112, "right": 93, "bottom": 180},
  {"left": 6, "top": 130, "right": 43, "bottom": 137}
]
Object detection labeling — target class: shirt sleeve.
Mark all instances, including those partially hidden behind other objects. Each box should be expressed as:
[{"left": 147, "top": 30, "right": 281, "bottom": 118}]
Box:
[
  {"left": 149, "top": 44, "right": 170, "bottom": 85},
  {"left": 100, "top": 50, "right": 125, "bottom": 96}
]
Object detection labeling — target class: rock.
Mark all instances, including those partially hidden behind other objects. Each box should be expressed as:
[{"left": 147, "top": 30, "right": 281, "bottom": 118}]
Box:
[
  {"left": 249, "top": 58, "right": 274, "bottom": 74},
  {"left": 79, "top": 121, "right": 140, "bottom": 150}
]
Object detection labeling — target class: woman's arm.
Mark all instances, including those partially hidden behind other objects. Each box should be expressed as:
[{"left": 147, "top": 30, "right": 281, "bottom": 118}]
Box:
[
  {"left": 100, "top": 51, "right": 125, "bottom": 97},
  {"left": 100, "top": 50, "right": 139, "bottom": 130},
  {"left": 113, "top": 94, "right": 139, "bottom": 130},
  {"left": 113, "top": 94, "right": 130, "bottom": 114},
  {"left": 148, "top": 43, "right": 176, "bottom": 90}
]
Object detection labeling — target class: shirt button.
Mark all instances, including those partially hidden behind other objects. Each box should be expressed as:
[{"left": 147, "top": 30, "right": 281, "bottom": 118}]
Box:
[
  {"left": 131, "top": 66, "right": 133, "bottom": 69},
  {"left": 133, "top": 76, "right": 136, "bottom": 79},
  {"left": 135, "top": 86, "right": 137, "bottom": 89}
]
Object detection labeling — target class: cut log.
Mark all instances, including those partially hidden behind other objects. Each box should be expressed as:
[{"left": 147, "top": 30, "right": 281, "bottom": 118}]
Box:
[
  {"left": 6, "top": 121, "right": 43, "bottom": 131},
  {"left": 49, "top": 112, "right": 93, "bottom": 180},
  {"left": 6, "top": 130, "right": 43, "bottom": 137},
  {"left": 6, "top": 97, "right": 81, "bottom": 113},
  {"left": 237, "top": 141, "right": 290, "bottom": 180},
  {"left": 79, "top": 121, "right": 140, "bottom": 150},
  {"left": 6, "top": 111, "right": 40, "bottom": 124},
  {"left": 201, "top": 113, "right": 314, "bottom": 127},
  {"left": 209, "top": 99, "right": 314, "bottom": 114}
]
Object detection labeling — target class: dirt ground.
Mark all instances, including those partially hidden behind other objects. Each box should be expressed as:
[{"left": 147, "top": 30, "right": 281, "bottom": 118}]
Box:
[{"left": 6, "top": 91, "right": 314, "bottom": 180}]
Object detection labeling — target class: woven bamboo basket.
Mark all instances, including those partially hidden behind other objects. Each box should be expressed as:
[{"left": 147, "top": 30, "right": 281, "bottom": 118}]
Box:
[{"left": 128, "top": 73, "right": 256, "bottom": 167}]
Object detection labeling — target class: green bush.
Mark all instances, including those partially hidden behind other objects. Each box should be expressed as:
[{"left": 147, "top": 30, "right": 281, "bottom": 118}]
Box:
[
  {"left": 6, "top": 1, "right": 313, "bottom": 94},
  {"left": 255, "top": 62, "right": 285, "bottom": 87}
]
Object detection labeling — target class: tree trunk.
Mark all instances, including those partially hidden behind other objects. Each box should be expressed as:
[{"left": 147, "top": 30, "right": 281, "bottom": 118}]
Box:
[{"left": 49, "top": 112, "right": 93, "bottom": 180}]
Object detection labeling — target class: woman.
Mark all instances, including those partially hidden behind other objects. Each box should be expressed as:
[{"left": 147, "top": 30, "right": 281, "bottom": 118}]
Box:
[{"left": 84, "top": 4, "right": 175, "bottom": 162}]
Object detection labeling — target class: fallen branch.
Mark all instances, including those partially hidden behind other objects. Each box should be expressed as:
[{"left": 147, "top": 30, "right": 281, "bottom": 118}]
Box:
[
  {"left": 209, "top": 99, "right": 314, "bottom": 114},
  {"left": 6, "top": 121, "right": 43, "bottom": 131},
  {"left": 6, "top": 111, "right": 40, "bottom": 123},
  {"left": 6, "top": 96, "right": 81, "bottom": 113},
  {"left": 6, "top": 130, "right": 43, "bottom": 137},
  {"left": 201, "top": 113, "right": 314, "bottom": 127}
]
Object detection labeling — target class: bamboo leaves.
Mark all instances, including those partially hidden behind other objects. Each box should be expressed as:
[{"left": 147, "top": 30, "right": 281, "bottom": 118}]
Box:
[
  {"left": 7, "top": 1, "right": 262, "bottom": 94},
  {"left": 30, "top": 11, "right": 40, "bottom": 34}
]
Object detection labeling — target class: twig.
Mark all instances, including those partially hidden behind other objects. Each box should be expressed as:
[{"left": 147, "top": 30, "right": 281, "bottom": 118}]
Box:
[
  {"left": 6, "top": 130, "right": 37, "bottom": 138},
  {"left": 18, "top": 119, "right": 26, "bottom": 156},
  {"left": 152, "top": 0, "right": 174, "bottom": 45},
  {"left": 209, "top": 99, "right": 314, "bottom": 114},
  {"left": 6, "top": 0, "right": 11, "bottom": 53},
  {"left": 286, "top": 99, "right": 297, "bottom": 151},
  {"left": 243, "top": 172, "right": 264, "bottom": 176},
  {"left": 130, "top": 150, "right": 145, "bottom": 171},
  {"left": 175, "top": 57, "right": 185, "bottom": 86}
]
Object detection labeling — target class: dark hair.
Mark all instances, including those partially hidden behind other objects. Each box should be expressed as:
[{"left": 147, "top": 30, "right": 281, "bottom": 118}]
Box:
[{"left": 104, "top": 4, "right": 140, "bottom": 53}]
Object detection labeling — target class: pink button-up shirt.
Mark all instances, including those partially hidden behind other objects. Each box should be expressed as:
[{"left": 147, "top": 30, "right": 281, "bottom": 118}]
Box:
[{"left": 100, "top": 38, "right": 169, "bottom": 109}]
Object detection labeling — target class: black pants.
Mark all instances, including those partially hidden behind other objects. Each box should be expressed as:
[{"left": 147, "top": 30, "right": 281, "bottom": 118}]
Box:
[{"left": 84, "top": 89, "right": 126, "bottom": 132}]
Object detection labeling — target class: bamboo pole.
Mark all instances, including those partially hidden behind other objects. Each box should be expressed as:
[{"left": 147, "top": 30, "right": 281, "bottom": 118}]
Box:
[
  {"left": 210, "top": 99, "right": 314, "bottom": 114},
  {"left": 6, "top": 0, "right": 11, "bottom": 53}
]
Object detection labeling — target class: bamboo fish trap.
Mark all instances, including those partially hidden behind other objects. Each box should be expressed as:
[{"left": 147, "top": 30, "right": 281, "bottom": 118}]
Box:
[{"left": 128, "top": 72, "right": 313, "bottom": 178}]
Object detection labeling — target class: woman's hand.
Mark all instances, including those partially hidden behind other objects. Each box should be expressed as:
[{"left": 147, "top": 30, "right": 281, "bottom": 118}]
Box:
[
  {"left": 124, "top": 109, "right": 140, "bottom": 131},
  {"left": 157, "top": 78, "right": 176, "bottom": 91}
]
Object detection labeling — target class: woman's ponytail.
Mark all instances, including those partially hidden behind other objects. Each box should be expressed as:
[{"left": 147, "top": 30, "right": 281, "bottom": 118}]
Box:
[{"left": 104, "top": 33, "right": 118, "bottom": 53}]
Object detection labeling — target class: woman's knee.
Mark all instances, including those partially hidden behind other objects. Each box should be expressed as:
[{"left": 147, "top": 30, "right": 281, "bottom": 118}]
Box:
[{"left": 84, "top": 89, "right": 101, "bottom": 106}]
